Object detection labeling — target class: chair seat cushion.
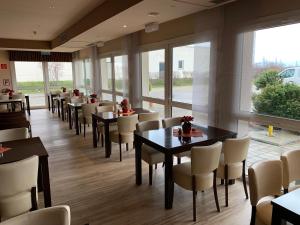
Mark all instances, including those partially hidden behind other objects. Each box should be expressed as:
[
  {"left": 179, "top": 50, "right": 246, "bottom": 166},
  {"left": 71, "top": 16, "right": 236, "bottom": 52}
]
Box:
[
  {"left": 256, "top": 196, "right": 274, "bottom": 225},
  {"left": 141, "top": 144, "right": 164, "bottom": 165},
  {"left": 110, "top": 131, "right": 134, "bottom": 144},
  {"left": 173, "top": 162, "right": 213, "bottom": 191},
  {"left": 217, "top": 154, "right": 243, "bottom": 179}
]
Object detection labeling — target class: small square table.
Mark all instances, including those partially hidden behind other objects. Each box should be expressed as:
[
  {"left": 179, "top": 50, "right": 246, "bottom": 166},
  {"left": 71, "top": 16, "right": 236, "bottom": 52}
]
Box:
[
  {"left": 271, "top": 188, "right": 300, "bottom": 225},
  {"left": 0, "top": 137, "right": 52, "bottom": 207},
  {"left": 92, "top": 108, "right": 150, "bottom": 158},
  {"left": 134, "top": 125, "right": 237, "bottom": 209}
]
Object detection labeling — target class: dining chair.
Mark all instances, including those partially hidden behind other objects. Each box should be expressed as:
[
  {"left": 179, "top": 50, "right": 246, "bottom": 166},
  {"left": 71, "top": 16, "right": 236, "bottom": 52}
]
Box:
[
  {"left": 281, "top": 149, "right": 300, "bottom": 193},
  {"left": 138, "top": 112, "right": 160, "bottom": 122},
  {"left": 136, "top": 120, "right": 164, "bottom": 185},
  {"left": 248, "top": 160, "right": 282, "bottom": 225},
  {"left": 0, "top": 156, "right": 39, "bottom": 221},
  {"left": 217, "top": 136, "right": 250, "bottom": 206},
  {"left": 0, "top": 127, "right": 29, "bottom": 142},
  {"left": 79, "top": 103, "right": 97, "bottom": 137},
  {"left": 162, "top": 117, "right": 188, "bottom": 164},
  {"left": 70, "top": 97, "right": 84, "bottom": 103},
  {"left": 11, "top": 94, "right": 25, "bottom": 112},
  {"left": 110, "top": 114, "right": 138, "bottom": 161},
  {"left": 96, "top": 105, "right": 117, "bottom": 146},
  {"left": 0, "top": 94, "right": 9, "bottom": 112},
  {"left": 0, "top": 205, "right": 70, "bottom": 225},
  {"left": 173, "top": 142, "right": 222, "bottom": 221}
]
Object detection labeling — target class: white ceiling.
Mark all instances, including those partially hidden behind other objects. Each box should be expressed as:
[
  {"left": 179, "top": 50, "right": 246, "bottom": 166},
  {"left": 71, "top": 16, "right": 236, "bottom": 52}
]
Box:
[
  {"left": 0, "top": 0, "right": 106, "bottom": 41},
  {"left": 59, "top": 0, "right": 231, "bottom": 51}
]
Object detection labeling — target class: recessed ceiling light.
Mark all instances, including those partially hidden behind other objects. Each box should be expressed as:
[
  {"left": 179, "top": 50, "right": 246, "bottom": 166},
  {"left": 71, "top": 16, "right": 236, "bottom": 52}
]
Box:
[
  {"left": 122, "top": 25, "right": 127, "bottom": 28},
  {"left": 49, "top": 5, "right": 55, "bottom": 9},
  {"left": 148, "top": 12, "right": 159, "bottom": 17}
]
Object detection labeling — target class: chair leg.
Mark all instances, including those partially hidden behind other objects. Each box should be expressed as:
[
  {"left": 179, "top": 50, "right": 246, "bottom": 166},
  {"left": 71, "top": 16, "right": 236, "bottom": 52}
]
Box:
[
  {"left": 242, "top": 160, "right": 249, "bottom": 199},
  {"left": 30, "top": 186, "right": 38, "bottom": 211},
  {"left": 101, "top": 134, "right": 104, "bottom": 147},
  {"left": 221, "top": 179, "right": 224, "bottom": 185},
  {"left": 84, "top": 123, "right": 86, "bottom": 137},
  {"left": 213, "top": 170, "right": 220, "bottom": 212},
  {"left": 79, "top": 123, "right": 82, "bottom": 133},
  {"left": 155, "top": 164, "right": 157, "bottom": 170},
  {"left": 250, "top": 206, "right": 256, "bottom": 225},
  {"left": 149, "top": 165, "right": 153, "bottom": 185},
  {"left": 126, "top": 143, "right": 129, "bottom": 151},
  {"left": 97, "top": 131, "right": 100, "bottom": 143},
  {"left": 177, "top": 157, "right": 181, "bottom": 164},
  {"left": 119, "top": 134, "right": 122, "bottom": 162},
  {"left": 225, "top": 165, "right": 229, "bottom": 207},
  {"left": 192, "top": 175, "right": 197, "bottom": 221}
]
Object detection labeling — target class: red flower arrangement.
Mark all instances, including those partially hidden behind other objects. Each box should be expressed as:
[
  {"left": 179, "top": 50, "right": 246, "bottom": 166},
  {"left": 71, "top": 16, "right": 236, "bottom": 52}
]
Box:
[
  {"left": 181, "top": 116, "right": 194, "bottom": 134},
  {"left": 120, "top": 98, "right": 129, "bottom": 113},
  {"left": 4, "top": 88, "right": 14, "bottom": 97},
  {"left": 73, "top": 89, "right": 80, "bottom": 96},
  {"left": 90, "top": 93, "right": 97, "bottom": 103}
]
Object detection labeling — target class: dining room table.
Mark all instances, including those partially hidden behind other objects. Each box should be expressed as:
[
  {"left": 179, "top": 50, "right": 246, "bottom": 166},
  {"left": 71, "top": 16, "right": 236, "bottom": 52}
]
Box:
[
  {"left": 68, "top": 102, "right": 84, "bottom": 135},
  {"left": 0, "top": 137, "right": 52, "bottom": 207},
  {"left": 271, "top": 188, "right": 300, "bottom": 225},
  {"left": 92, "top": 108, "right": 150, "bottom": 158},
  {"left": 134, "top": 125, "right": 237, "bottom": 209}
]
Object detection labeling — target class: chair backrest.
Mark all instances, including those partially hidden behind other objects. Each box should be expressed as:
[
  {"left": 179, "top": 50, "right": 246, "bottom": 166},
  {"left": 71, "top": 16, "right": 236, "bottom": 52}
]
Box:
[
  {"left": 248, "top": 160, "right": 282, "bottom": 206},
  {"left": 0, "top": 205, "right": 71, "bottom": 225},
  {"left": 117, "top": 114, "right": 138, "bottom": 133},
  {"left": 223, "top": 136, "right": 250, "bottom": 164},
  {"left": 191, "top": 142, "right": 222, "bottom": 175},
  {"left": 11, "top": 94, "right": 24, "bottom": 100},
  {"left": 136, "top": 120, "right": 160, "bottom": 132},
  {"left": 281, "top": 149, "right": 300, "bottom": 189},
  {"left": 82, "top": 103, "right": 97, "bottom": 118},
  {"left": 162, "top": 117, "right": 182, "bottom": 128},
  {"left": 0, "top": 156, "right": 38, "bottom": 220},
  {"left": 60, "top": 92, "right": 70, "bottom": 98},
  {"left": 138, "top": 112, "right": 160, "bottom": 122},
  {"left": 96, "top": 105, "right": 114, "bottom": 113},
  {"left": 0, "top": 94, "right": 9, "bottom": 100},
  {"left": 50, "top": 90, "right": 61, "bottom": 95},
  {"left": 0, "top": 128, "right": 28, "bottom": 142},
  {"left": 70, "top": 97, "right": 84, "bottom": 103}
]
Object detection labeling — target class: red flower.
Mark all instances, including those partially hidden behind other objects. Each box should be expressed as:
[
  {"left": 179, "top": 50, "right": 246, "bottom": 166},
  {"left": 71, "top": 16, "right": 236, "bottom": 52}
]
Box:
[
  {"left": 90, "top": 93, "right": 97, "bottom": 98},
  {"left": 181, "top": 116, "right": 194, "bottom": 123},
  {"left": 120, "top": 98, "right": 129, "bottom": 108}
]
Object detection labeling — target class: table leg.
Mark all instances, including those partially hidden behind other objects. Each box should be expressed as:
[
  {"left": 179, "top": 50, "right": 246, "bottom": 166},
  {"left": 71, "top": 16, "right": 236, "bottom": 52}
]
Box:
[
  {"left": 75, "top": 108, "right": 79, "bottom": 135},
  {"left": 40, "top": 157, "right": 52, "bottom": 207},
  {"left": 165, "top": 153, "right": 174, "bottom": 209},
  {"left": 48, "top": 95, "right": 50, "bottom": 111},
  {"left": 25, "top": 96, "right": 30, "bottom": 116},
  {"left": 51, "top": 96, "right": 55, "bottom": 113},
  {"left": 68, "top": 105, "right": 72, "bottom": 129},
  {"left": 57, "top": 100, "right": 61, "bottom": 118},
  {"left": 104, "top": 122, "right": 111, "bottom": 157},
  {"left": 271, "top": 205, "right": 283, "bottom": 225},
  {"left": 61, "top": 99, "right": 64, "bottom": 121},
  {"left": 92, "top": 115, "right": 97, "bottom": 148},
  {"left": 135, "top": 136, "right": 142, "bottom": 185},
  {"left": 38, "top": 163, "right": 43, "bottom": 191}
]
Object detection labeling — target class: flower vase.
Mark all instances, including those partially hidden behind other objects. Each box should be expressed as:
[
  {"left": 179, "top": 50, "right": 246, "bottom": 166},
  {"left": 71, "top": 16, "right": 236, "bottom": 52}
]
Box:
[
  {"left": 182, "top": 122, "right": 192, "bottom": 134},
  {"left": 91, "top": 98, "right": 96, "bottom": 103}
]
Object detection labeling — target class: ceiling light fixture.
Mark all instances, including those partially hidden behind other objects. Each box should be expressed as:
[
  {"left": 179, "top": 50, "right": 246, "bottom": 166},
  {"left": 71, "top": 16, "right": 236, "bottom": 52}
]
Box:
[
  {"left": 148, "top": 12, "right": 159, "bottom": 17},
  {"left": 49, "top": 5, "right": 55, "bottom": 9},
  {"left": 122, "top": 25, "right": 127, "bottom": 28}
]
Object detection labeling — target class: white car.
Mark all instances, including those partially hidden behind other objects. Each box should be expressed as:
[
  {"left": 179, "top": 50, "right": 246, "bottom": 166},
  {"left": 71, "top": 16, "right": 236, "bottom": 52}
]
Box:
[{"left": 279, "top": 67, "right": 300, "bottom": 85}]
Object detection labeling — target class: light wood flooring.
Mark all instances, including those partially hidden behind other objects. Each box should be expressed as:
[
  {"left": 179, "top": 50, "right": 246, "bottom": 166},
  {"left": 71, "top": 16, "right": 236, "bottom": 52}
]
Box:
[{"left": 30, "top": 109, "right": 251, "bottom": 225}]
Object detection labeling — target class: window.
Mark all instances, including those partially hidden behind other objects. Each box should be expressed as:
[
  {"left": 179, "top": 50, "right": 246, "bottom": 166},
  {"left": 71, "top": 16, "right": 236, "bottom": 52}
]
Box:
[
  {"left": 48, "top": 62, "right": 73, "bottom": 92},
  {"left": 141, "top": 49, "right": 165, "bottom": 100},
  {"left": 74, "top": 59, "right": 92, "bottom": 95},
  {"left": 178, "top": 60, "right": 184, "bottom": 70},
  {"left": 100, "top": 57, "right": 112, "bottom": 91},
  {"left": 114, "top": 55, "right": 128, "bottom": 93}
]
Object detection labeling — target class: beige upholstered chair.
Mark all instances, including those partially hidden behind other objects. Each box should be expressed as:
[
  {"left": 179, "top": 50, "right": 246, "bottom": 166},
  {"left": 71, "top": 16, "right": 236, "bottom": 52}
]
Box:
[
  {"left": 173, "top": 142, "right": 222, "bottom": 221},
  {"left": 0, "top": 205, "right": 71, "bottom": 225},
  {"left": 110, "top": 114, "right": 138, "bottom": 161},
  {"left": 0, "top": 128, "right": 29, "bottom": 142},
  {"left": 96, "top": 105, "right": 117, "bottom": 146},
  {"left": 248, "top": 160, "right": 282, "bottom": 225},
  {"left": 0, "top": 156, "right": 39, "bottom": 221},
  {"left": 138, "top": 112, "right": 160, "bottom": 122},
  {"left": 217, "top": 136, "right": 250, "bottom": 206},
  {"left": 70, "top": 97, "right": 84, "bottom": 103},
  {"left": 162, "top": 117, "right": 188, "bottom": 164},
  {"left": 136, "top": 120, "right": 164, "bottom": 185},
  {"left": 0, "top": 94, "right": 9, "bottom": 112},
  {"left": 79, "top": 103, "right": 97, "bottom": 137},
  {"left": 11, "top": 94, "right": 25, "bottom": 112},
  {"left": 281, "top": 149, "right": 300, "bottom": 193}
]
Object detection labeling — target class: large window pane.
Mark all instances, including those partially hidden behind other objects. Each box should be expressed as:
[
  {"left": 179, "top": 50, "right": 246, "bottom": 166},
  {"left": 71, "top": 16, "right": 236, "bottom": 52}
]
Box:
[
  {"left": 84, "top": 58, "right": 93, "bottom": 95},
  {"left": 48, "top": 62, "right": 73, "bottom": 92},
  {"left": 102, "top": 93, "right": 113, "bottom": 101},
  {"left": 100, "top": 57, "right": 112, "bottom": 91},
  {"left": 142, "top": 49, "right": 165, "bottom": 99},
  {"left": 142, "top": 101, "right": 164, "bottom": 118},
  {"left": 114, "top": 55, "right": 128, "bottom": 92},
  {"left": 14, "top": 61, "right": 45, "bottom": 107}
]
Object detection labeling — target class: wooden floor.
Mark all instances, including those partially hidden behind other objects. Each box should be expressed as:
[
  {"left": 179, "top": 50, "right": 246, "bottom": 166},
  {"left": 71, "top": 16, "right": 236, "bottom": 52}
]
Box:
[{"left": 30, "top": 109, "right": 251, "bottom": 225}]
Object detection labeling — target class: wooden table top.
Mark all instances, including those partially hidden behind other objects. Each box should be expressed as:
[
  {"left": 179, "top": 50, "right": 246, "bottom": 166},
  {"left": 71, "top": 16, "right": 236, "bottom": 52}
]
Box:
[
  {"left": 92, "top": 108, "right": 150, "bottom": 122},
  {"left": 0, "top": 137, "right": 48, "bottom": 164},
  {"left": 68, "top": 102, "right": 84, "bottom": 108},
  {"left": 0, "top": 99, "right": 23, "bottom": 103},
  {"left": 135, "top": 125, "right": 237, "bottom": 154},
  {"left": 272, "top": 188, "right": 300, "bottom": 216}
]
